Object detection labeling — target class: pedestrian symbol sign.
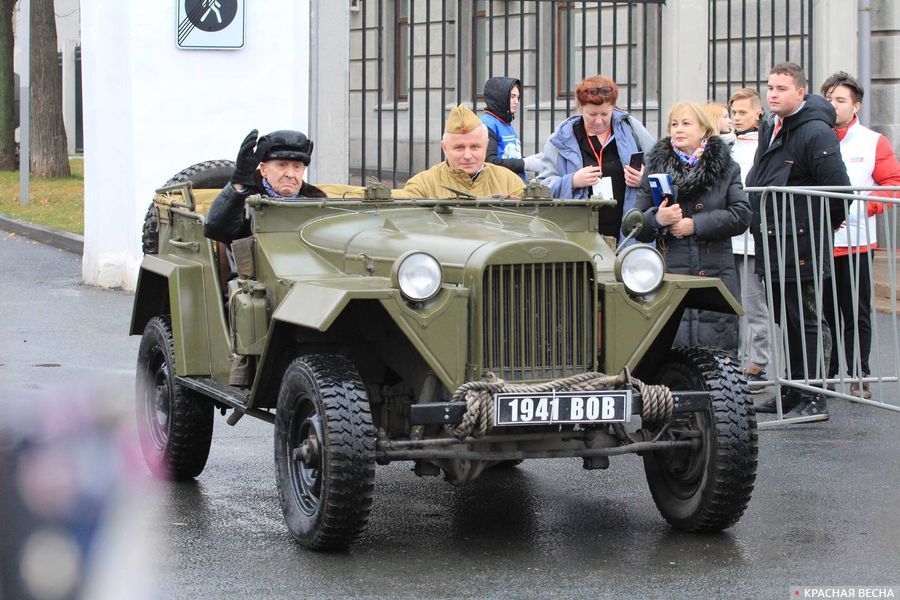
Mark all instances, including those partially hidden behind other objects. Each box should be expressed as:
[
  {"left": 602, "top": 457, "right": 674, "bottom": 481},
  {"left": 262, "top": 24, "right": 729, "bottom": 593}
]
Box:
[{"left": 177, "top": 0, "right": 245, "bottom": 49}]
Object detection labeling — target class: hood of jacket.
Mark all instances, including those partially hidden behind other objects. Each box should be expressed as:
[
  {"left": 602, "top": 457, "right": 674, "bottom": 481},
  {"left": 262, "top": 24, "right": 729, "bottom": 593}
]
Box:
[
  {"left": 776, "top": 93, "right": 837, "bottom": 135},
  {"left": 483, "top": 77, "right": 521, "bottom": 123},
  {"left": 646, "top": 135, "right": 733, "bottom": 200}
]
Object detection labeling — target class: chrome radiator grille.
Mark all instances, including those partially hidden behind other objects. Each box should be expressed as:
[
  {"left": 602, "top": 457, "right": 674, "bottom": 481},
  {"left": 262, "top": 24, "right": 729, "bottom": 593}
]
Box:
[{"left": 482, "top": 262, "right": 595, "bottom": 381}]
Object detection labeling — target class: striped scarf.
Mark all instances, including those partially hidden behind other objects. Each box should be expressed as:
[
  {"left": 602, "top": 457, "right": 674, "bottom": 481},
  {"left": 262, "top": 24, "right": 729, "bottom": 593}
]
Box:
[{"left": 671, "top": 138, "right": 707, "bottom": 169}]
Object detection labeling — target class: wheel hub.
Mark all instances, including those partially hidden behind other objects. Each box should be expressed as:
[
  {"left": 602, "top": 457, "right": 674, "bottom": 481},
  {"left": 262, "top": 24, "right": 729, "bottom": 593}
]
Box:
[
  {"left": 287, "top": 408, "right": 324, "bottom": 516},
  {"left": 144, "top": 361, "right": 172, "bottom": 449},
  {"left": 154, "top": 385, "right": 169, "bottom": 428},
  {"left": 292, "top": 435, "right": 320, "bottom": 467}
]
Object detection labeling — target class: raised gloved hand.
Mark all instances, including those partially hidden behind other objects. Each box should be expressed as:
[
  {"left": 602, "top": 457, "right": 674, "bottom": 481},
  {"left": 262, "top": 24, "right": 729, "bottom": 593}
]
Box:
[
  {"left": 230, "top": 129, "right": 260, "bottom": 188},
  {"left": 523, "top": 152, "right": 544, "bottom": 173}
]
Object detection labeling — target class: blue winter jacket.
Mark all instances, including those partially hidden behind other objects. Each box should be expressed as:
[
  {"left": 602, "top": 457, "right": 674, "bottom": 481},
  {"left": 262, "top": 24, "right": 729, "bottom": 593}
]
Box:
[{"left": 537, "top": 110, "right": 655, "bottom": 218}]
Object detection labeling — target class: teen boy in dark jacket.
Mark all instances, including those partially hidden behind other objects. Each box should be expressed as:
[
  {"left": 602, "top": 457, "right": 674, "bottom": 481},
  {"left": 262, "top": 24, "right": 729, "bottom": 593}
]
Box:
[{"left": 480, "top": 77, "right": 542, "bottom": 180}]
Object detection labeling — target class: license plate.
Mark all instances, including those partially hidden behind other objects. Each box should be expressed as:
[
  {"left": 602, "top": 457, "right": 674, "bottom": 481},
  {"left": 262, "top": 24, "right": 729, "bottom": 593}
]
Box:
[{"left": 494, "top": 390, "right": 631, "bottom": 426}]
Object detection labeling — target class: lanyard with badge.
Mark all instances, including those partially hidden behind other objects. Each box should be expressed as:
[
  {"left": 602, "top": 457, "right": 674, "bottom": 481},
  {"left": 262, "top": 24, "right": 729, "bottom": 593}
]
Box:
[{"left": 585, "top": 130, "right": 615, "bottom": 200}]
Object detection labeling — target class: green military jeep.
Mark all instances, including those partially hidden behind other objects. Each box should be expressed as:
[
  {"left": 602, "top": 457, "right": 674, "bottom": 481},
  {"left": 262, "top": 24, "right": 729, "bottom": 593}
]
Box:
[{"left": 132, "top": 164, "right": 757, "bottom": 550}]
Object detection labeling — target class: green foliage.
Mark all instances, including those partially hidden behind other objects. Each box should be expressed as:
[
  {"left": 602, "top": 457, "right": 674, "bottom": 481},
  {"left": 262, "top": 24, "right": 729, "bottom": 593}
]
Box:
[{"left": 0, "top": 158, "right": 84, "bottom": 234}]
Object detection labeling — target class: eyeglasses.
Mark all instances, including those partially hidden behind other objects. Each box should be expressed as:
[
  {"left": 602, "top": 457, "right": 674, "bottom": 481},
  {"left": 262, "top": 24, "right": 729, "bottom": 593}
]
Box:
[{"left": 585, "top": 86, "right": 614, "bottom": 96}]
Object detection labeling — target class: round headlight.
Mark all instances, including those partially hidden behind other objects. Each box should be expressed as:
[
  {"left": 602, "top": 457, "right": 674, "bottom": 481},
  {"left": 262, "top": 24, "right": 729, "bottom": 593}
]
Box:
[
  {"left": 615, "top": 245, "right": 665, "bottom": 295},
  {"left": 396, "top": 252, "right": 443, "bottom": 301}
]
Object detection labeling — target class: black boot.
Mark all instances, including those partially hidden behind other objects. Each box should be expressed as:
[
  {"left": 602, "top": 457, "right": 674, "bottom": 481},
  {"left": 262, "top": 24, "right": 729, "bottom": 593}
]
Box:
[
  {"left": 756, "top": 389, "right": 801, "bottom": 414},
  {"left": 784, "top": 395, "right": 829, "bottom": 421}
]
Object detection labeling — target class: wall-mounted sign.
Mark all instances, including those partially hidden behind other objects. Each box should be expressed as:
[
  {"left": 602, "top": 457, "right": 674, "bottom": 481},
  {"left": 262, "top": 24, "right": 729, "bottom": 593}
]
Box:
[{"left": 176, "top": 0, "right": 245, "bottom": 49}]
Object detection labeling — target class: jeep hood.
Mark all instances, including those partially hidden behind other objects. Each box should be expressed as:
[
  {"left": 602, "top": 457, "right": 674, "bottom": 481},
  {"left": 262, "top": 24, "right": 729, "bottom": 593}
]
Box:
[{"left": 300, "top": 207, "right": 569, "bottom": 267}]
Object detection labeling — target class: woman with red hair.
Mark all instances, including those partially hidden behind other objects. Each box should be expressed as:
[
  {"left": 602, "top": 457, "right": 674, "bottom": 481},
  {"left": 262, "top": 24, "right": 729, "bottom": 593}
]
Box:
[{"left": 537, "top": 76, "right": 655, "bottom": 239}]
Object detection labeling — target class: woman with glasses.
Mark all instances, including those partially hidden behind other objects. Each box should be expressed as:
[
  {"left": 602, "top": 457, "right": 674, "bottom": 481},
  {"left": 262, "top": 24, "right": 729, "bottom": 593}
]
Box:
[
  {"left": 634, "top": 101, "right": 751, "bottom": 353},
  {"left": 536, "top": 76, "right": 655, "bottom": 239}
]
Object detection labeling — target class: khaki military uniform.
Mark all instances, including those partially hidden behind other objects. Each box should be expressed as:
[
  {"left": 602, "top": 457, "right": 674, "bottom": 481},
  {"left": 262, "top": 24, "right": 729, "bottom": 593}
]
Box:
[{"left": 399, "top": 161, "right": 525, "bottom": 199}]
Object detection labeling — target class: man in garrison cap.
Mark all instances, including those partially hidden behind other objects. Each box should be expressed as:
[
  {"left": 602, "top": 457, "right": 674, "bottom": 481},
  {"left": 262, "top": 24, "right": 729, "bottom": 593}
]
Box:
[{"left": 399, "top": 104, "right": 526, "bottom": 198}]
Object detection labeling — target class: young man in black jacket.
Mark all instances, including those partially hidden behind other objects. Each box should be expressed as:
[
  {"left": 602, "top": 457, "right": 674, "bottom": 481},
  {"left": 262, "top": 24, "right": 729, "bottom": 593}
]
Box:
[{"left": 746, "top": 62, "right": 850, "bottom": 420}]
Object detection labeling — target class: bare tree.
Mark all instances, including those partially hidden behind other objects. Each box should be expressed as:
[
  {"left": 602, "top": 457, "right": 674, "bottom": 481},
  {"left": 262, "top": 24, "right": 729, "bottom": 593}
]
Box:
[
  {"left": 0, "top": 0, "right": 17, "bottom": 170},
  {"left": 29, "top": 0, "right": 68, "bottom": 177}
]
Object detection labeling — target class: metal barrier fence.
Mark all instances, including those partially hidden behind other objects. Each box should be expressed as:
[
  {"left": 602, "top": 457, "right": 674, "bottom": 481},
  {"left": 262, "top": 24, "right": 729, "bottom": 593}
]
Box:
[
  {"left": 349, "top": 0, "right": 665, "bottom": 186},
  {"left": 707, "top": 0, "right": 814, "bottom": 103},
  {"left": 743, "top": 186, "right": 899, "bottom": 426}
]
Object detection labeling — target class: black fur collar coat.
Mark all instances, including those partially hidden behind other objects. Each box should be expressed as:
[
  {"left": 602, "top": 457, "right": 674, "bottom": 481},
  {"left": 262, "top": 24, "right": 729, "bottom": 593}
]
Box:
[
  {"left": 633, "top": 134, "right": 752, "bottom": 352},
  {"left": 645, "top": 134, "right": 735, "bottom": 202},
  {"left": 636, "top": 135, "right": 750, "bottom": 242}
]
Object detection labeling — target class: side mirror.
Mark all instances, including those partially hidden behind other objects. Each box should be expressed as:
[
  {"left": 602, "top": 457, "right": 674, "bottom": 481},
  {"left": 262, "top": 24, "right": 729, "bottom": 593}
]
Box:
[
  {"left": 615, "top": 208, "right": 644, "bottom": 254},
  {"left": 620, "top": 209, "right": 643, "bottom": 238}
]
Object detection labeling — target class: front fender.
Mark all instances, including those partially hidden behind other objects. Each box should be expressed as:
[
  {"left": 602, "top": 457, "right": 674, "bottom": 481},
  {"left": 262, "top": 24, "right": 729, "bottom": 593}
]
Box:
[
  {"left": 601, "top": 276, "right": 743, "bottom": 375},
  {"left": 269, "top": 279, "right": 469, "bottom": 391},
  {"left": 271, "top": 278, "right": 394, "bottom": 331}
]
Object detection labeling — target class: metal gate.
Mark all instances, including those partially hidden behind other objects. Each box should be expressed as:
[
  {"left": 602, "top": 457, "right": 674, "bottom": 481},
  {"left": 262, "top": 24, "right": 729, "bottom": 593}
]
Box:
[
  {"left": 349, "top": 0, "right": 665, "bottom": 186},
  {"left": 747, "top": 187, "right": 900, "bottom": 426},
  {"left": 708, "top": 0, "right": 814, "bottom": 103}
]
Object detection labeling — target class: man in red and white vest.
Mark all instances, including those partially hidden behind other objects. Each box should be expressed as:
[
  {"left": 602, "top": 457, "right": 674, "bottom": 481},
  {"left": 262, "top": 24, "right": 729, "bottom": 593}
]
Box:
[{"left": 821, "top": 72, "right": 900, "bottom": 399}]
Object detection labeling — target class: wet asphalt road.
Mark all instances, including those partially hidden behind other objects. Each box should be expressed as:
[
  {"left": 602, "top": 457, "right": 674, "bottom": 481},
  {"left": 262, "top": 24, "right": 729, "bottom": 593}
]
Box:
[{"left": 1, "top": 232, "right": 898, "bottom": 599}]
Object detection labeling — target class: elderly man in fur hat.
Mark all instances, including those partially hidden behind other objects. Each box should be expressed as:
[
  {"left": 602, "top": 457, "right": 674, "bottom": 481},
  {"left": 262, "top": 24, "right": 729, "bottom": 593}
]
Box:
[
  {"left": 400, "top": 104, "right": 526, "bottom": 198},
  {"left": 205, "top": 129, "right": 326, "bottom": 244}
]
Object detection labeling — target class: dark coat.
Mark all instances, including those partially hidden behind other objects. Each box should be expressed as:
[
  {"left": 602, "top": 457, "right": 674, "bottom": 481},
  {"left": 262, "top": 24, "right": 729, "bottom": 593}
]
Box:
[
  {"left": 745, "top": 94, "right": 850, "bottom": 281},
  {"left": 635, "top": 135, "right": 751, "bottom": 352},
  {"left": 204, "top": 172, "right": 326, "bottom": 243},
  {"left": 482, "top": 77, "right": 524, "bottom": 174}
]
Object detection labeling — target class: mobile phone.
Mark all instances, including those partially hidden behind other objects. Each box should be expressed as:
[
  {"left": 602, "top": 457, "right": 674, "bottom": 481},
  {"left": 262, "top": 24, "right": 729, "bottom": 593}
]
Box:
[{"left": 629, "top": 151, "right": 644, "bottom": 169}]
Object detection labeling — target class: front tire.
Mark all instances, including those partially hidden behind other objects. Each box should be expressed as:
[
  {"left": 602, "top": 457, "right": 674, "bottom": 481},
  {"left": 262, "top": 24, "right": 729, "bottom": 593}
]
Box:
[
  {"left": 643, "top": 348, "right": 757, "bottom": 532},
  {"left": 135, "top": 316, "right": 214, "bottom": 480},
  {"left": 274, "top": 354, "right": 376, "bottom": 550}
]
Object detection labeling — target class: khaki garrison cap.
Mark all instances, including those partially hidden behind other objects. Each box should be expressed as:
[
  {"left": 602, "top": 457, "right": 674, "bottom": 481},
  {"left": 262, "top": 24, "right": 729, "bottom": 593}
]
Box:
[{"left": 444, "top": 104, "right": 482, "bottom": 135}]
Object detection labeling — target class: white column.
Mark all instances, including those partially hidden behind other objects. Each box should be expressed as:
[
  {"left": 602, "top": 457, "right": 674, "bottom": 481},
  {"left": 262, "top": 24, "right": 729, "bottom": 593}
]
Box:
[
  {"left": 812, "top": 0, "right": 858, "bottom": 90},
  {"left": 660, "top": 0, "right": 709, "bottom": 112},
  {"left": 309, "top": 1, "right": 350, "bottom": 184},
  {"left": 81, "top": 1, "right": 136, "bottom": 288},
  {"left": 82, "top": 2, "right": 312, "bottom": 290}
]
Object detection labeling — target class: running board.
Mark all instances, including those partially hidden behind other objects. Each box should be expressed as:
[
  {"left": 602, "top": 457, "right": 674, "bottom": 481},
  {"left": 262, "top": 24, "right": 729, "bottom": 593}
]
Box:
[{"left": 176, "top": 376, "right": 275, "bottom": 424}]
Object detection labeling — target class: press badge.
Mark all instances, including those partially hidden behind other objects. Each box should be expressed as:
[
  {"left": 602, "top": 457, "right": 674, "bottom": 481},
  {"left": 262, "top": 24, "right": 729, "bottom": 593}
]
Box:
[{"left": 592, "top": 176, "right": 614, "bottom": 200}]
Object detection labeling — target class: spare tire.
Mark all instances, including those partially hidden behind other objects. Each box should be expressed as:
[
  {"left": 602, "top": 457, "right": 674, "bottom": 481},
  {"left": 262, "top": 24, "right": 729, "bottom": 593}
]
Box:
[{"left": 142, "top": 159, "right": 235, "bottom": 254}]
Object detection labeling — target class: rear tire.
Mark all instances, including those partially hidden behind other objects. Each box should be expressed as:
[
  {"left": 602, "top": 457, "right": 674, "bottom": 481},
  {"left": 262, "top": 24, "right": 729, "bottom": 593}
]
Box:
[
  {"left": 135, "top": 316, "right": 214, "bottom": 480},
  {"left": 643, "top": 347, "right": 757, "bottom": 532},
  {"left": 274, "top": 354, "right": 376, "bottom": 550},
  {"left": 142, "top": 160, "right": 235, "bottom": 254}
]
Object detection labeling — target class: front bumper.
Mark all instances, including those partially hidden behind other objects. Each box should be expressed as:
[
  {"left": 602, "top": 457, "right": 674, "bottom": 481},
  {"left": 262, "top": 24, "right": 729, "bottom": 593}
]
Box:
[{"left": 409, "top": 390, "right": 711, "bottom": 426}]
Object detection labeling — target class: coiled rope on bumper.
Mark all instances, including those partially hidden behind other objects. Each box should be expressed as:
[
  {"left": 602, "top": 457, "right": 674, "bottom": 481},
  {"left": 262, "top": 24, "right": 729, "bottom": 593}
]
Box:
[{"left": 445, "top": 371, "right": 673, "bottom": 439}]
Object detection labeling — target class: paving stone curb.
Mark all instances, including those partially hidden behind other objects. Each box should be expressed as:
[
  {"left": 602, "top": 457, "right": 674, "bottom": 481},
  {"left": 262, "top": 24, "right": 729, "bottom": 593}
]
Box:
[{"left": 0, "top": 214, "right": 84, "bottom": 255}]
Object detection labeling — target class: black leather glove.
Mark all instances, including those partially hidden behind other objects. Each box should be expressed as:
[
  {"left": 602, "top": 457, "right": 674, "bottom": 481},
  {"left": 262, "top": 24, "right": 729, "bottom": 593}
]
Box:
[{"left": 230, "top": 129, "right": 260, "bottom": 188}]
